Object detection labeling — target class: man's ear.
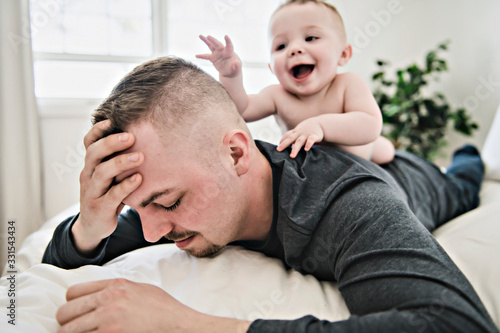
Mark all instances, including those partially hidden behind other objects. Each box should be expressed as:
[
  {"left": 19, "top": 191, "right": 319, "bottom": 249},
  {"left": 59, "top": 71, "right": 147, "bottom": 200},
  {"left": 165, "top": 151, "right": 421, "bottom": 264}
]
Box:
[
  {"left": 222, "top": 130, "right": 251, "bottom": 176},
  {"left": 338, "top": 44, "right": 353, "bottom": 66}
]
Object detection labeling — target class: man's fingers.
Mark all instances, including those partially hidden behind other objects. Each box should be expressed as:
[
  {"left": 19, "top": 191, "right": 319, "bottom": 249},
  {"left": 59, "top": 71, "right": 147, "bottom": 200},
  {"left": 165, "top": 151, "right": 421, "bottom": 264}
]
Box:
[
  {"left": 57, "top": 309, "right": 98, "bottom": 333},
  {"left": 58, "top": 287, "right": 124, "bottom": 329},
  {"left": 81, "top": 132, "right": 136, "bottom": 181},
  {"left": 66, "top": 279, "right": 129, "bottom": 301},
  {"left": 83, "top": 120, "right": 111, "bottom": 150},
  {"left": 57, "top": 295, "right": 99, "bottom": 330},
  {"left": 86, "top": 152, "right": 143, "bottom": 199},
  {"left": 104, "top": 173, "right": 142, "bottom": 208},
  {"left": 84, "top": 173, "right": 141, "bottom": 228},
  {"left": 57, "top": 279, "right": 131, "bottom": 327}
]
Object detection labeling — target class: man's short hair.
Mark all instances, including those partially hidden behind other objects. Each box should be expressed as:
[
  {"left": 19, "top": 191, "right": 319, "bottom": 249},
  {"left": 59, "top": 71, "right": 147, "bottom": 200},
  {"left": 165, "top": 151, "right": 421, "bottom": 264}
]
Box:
[{"left": 92, "top": 56, "right": 242, "bottom": 137}]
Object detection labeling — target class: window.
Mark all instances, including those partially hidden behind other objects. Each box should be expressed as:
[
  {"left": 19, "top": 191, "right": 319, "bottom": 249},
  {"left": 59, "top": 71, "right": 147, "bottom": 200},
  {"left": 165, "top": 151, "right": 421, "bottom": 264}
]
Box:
[
  {"left": 31, "top": 0, "right": 282, "bottom": 217},
  {"left": 31, "top": 0, "right": 152, "bottom": 101},
  {"left": 31, "top": 0, "right": 281, "bottom": 135}
]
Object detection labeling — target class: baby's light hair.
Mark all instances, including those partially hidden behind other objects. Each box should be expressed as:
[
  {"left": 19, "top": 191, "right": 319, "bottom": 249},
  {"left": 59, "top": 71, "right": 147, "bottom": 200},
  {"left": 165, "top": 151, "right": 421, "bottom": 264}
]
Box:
[{"left": 273, "top": 0, "right": 346, "bottom": 41}]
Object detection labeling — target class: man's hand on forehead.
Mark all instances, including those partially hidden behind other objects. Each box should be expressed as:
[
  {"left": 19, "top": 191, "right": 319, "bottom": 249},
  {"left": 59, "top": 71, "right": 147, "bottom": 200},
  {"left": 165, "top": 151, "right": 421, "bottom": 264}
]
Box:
[
  {"left": 91, "top": 122, "right": 142, "bottom": 184},
  {"left": 70, "top": 120, "right": 144, "bottom": 254},
  {"left": 114, "top": 163, "right": 141, "bottom": 185}
]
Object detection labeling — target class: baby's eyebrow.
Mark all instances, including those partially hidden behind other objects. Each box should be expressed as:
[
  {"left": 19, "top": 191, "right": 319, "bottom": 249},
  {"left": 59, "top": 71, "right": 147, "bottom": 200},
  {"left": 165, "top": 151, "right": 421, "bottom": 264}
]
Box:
[{"left": 304, "top": 25, "right": 324, "bottom": 32}]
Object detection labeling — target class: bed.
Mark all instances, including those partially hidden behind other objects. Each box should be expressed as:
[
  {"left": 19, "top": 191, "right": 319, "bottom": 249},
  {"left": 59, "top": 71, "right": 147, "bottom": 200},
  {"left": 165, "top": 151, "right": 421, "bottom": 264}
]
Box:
[{"left": 2, "top": 109, "right": 500, "bottom": 332}]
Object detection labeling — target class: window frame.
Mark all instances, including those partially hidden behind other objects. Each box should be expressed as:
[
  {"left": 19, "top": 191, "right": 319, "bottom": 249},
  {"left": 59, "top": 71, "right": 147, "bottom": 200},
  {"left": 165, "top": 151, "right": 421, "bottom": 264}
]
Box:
[{"left": 32, "top": 0, "right": 168, "bottom": 119}]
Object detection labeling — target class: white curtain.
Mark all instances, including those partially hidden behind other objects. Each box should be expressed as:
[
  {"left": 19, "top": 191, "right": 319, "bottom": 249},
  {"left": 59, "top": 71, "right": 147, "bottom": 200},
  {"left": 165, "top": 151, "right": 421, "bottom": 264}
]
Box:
[
  {"left": 483, "top": 104, "right": 500, "bottom": 181},
  {"left": 0, "top": 0, "right": 44, "bottom": 270}
]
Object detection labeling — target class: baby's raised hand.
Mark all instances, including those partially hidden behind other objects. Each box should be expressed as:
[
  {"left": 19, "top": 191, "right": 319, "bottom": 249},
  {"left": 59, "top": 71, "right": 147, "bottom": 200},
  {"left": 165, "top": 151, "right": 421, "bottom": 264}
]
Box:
[
  {"left": 277, "top": 118, "right": 325, "bottom": 158},
  {"left": 196, "top": 35, "right": 242, "bottom": 78}
]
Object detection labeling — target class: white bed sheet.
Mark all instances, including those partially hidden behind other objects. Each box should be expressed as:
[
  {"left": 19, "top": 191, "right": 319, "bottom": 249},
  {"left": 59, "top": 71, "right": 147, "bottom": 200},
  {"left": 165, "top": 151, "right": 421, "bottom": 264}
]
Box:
[{"left": 1, "top": 179, "right": 499, "bottom": 332}]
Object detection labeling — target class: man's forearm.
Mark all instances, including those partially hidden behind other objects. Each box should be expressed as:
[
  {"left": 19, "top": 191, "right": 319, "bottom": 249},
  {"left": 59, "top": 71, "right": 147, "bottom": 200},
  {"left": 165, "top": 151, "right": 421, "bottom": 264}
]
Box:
[
  {"left": 42, "top": 214, "right": 107, "bottom": 269},
  {"left": 42, "top": 208, "right": 154, "bottom": 269},
  {"left": 248, "top": 309, "right": 494, "bottom": 333},
  {"left": 70, "top": 215, "right": 109, "bottom": 255}
]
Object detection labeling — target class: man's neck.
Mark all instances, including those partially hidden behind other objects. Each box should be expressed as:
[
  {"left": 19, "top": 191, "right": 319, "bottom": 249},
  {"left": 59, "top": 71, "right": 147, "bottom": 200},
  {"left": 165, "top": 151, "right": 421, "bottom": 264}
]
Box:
[{"left": 238, "top": 145, "right": 274, "bottom": 242}]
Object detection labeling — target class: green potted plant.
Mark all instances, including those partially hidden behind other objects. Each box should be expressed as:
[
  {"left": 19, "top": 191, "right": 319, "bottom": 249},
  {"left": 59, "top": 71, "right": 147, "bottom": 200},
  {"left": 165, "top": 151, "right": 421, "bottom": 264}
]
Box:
[{"left": 372, "top": 41, "right": 478, "bottom": 161}]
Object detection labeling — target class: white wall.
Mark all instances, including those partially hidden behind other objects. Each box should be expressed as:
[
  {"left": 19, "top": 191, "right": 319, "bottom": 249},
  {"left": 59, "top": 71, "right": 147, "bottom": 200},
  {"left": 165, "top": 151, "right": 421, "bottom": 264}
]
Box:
[
  {"left": 334, "top": 0, "right": 500, "bottom": 163},
  {"left": 39, "top": 99, "right": 96, "bottom": 218},
  {"left": 39, "top": 0, "right": 500, "bottom": 218}
]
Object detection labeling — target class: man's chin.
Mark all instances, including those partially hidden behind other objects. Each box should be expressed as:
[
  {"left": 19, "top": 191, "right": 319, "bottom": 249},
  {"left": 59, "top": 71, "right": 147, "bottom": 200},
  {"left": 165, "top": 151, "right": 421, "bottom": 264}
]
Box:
[{"left": 185, "top": 243, "right": 225, "bottom": 258}]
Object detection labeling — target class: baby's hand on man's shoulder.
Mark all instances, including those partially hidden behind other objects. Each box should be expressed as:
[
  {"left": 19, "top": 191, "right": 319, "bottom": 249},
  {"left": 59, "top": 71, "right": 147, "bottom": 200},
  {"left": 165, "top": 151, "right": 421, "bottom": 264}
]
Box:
[{"left": 277, "top": 118, "right": 325, "bottom": 158}]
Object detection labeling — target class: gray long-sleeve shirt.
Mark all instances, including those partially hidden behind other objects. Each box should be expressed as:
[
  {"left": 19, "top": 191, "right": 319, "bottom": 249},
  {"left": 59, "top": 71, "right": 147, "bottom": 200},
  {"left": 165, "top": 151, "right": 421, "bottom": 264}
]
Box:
[{"left": 43, "top": 141, "right": 498, "bottom": 332}]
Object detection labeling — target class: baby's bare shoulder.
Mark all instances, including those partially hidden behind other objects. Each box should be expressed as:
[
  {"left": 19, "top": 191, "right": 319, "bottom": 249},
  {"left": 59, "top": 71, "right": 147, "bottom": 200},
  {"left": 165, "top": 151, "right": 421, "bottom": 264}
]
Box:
[
  {"left": 334, "top": 72, "right": 367, "bottom": 85},
  {"left": 260, "top": 83, "right": 281, "bottom": 93},
  {"left": 266, "top": 84, "right": 289, "bottom": 96},
  {"left": 332, "top": 72, "right": 372, "bottom": 97},
  {"left": 268, "top": 84, "right": 298, "bottom": 103}
]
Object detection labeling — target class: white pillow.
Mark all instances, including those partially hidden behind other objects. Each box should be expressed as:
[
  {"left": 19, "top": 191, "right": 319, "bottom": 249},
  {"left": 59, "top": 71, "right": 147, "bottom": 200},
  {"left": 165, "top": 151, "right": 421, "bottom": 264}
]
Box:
[
  {"left": 483, "top": 104, "right": 500, "bottom": 180},
  {"left": 433, "top": 182, "right": 500, "bottom": 326},
  {"left": 0, "top": 245, "right": 350, "bottom": 333}
]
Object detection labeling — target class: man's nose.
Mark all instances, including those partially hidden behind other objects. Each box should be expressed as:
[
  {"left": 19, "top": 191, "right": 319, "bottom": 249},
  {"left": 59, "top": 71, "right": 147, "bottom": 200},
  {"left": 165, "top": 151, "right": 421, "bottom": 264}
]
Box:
[{"left": 138, "top": 209, "right": 175, "bottom": 242}]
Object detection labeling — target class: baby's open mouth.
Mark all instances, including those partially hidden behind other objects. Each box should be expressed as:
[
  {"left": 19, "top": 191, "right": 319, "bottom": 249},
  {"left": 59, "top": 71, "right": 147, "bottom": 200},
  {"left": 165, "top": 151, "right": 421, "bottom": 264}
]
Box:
[{"left": 291, "top": 64, "right": 314, "bottom": 79}]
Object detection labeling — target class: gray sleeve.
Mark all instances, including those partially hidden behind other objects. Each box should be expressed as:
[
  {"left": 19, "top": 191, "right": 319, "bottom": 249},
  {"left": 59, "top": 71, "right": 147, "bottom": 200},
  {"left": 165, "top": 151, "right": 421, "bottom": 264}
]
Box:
[
  {"left": 42, "top": 208, "right": 160, "bottom": 269},
  {"left": 41, "top": 214, "right": 107, "bottom": 268},
  {"left": 249, "top": 179, "right": 498, "bottom": 333}
]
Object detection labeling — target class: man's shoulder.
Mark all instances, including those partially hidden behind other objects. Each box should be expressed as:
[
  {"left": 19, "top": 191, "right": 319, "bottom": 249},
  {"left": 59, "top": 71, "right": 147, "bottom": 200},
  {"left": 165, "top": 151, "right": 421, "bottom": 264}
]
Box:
[
  {"left": 256, "top": 139, "right": 370, "bottom": 165},
  {"left": 255, "top": 140, "right": 390, "bottom": 191},
  {"left": 256, "top": 141, "right": 403, "bottom": 274}
]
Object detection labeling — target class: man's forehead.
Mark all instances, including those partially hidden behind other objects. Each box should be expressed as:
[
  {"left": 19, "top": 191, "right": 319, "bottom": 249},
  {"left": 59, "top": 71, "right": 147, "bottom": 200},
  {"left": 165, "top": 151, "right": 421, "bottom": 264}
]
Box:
[
  {"left": 114, "top": 121, "right": 198, "bottom": 182},
  {"left": 112, "top": 122, "right": 161, "bottom": 183}
]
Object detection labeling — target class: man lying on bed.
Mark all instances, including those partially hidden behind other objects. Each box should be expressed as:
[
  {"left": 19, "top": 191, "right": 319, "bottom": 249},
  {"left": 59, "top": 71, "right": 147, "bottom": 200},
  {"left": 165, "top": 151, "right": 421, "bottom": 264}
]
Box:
[{"left": 43, "top": 56, "right": 498, "bottom": 333}]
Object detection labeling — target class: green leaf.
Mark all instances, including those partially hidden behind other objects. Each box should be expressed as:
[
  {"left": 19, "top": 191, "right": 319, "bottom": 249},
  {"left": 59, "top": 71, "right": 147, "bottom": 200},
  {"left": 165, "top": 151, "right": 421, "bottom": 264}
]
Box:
[
  {"left": 438, "top": 40, "right": 450, "bottom": 50},
  {"left": 372, "top": 72, "right": 385, "bottom": 81},
  {"left": 370, "top": 39, "right": 478, "bottom": 160},
  {"left": 383, "top": 104, "right": 401, "bottom": 117}
]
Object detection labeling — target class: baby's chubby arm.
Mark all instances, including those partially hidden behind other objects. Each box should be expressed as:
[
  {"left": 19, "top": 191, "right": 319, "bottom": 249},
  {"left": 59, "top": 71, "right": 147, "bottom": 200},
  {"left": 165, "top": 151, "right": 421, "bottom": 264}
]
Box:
[
  {"left": 320, "top": 72, "right": 383, "bottom": 143},
  {"left": 278, "top": 72, "right": 382, "bottom": 157},
  {"left": 196, "top": 35, "right": 276, "bottom": 121}
]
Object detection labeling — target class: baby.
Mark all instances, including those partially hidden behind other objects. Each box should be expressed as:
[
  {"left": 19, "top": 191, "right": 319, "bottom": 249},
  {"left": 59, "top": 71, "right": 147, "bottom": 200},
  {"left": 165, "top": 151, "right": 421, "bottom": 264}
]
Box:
[{"left": 197, "top": 0, "right": 394, "bottom": 164}]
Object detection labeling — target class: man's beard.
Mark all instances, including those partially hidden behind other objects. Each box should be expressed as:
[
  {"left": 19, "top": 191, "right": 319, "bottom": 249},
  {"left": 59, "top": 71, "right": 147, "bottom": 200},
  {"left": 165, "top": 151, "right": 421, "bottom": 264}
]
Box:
[
  {"left": 186, "top": 242, "right": 225, "bottom": 258},
  {"left": 165, "top": 230, "right": 225, "bottom": 258}
]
